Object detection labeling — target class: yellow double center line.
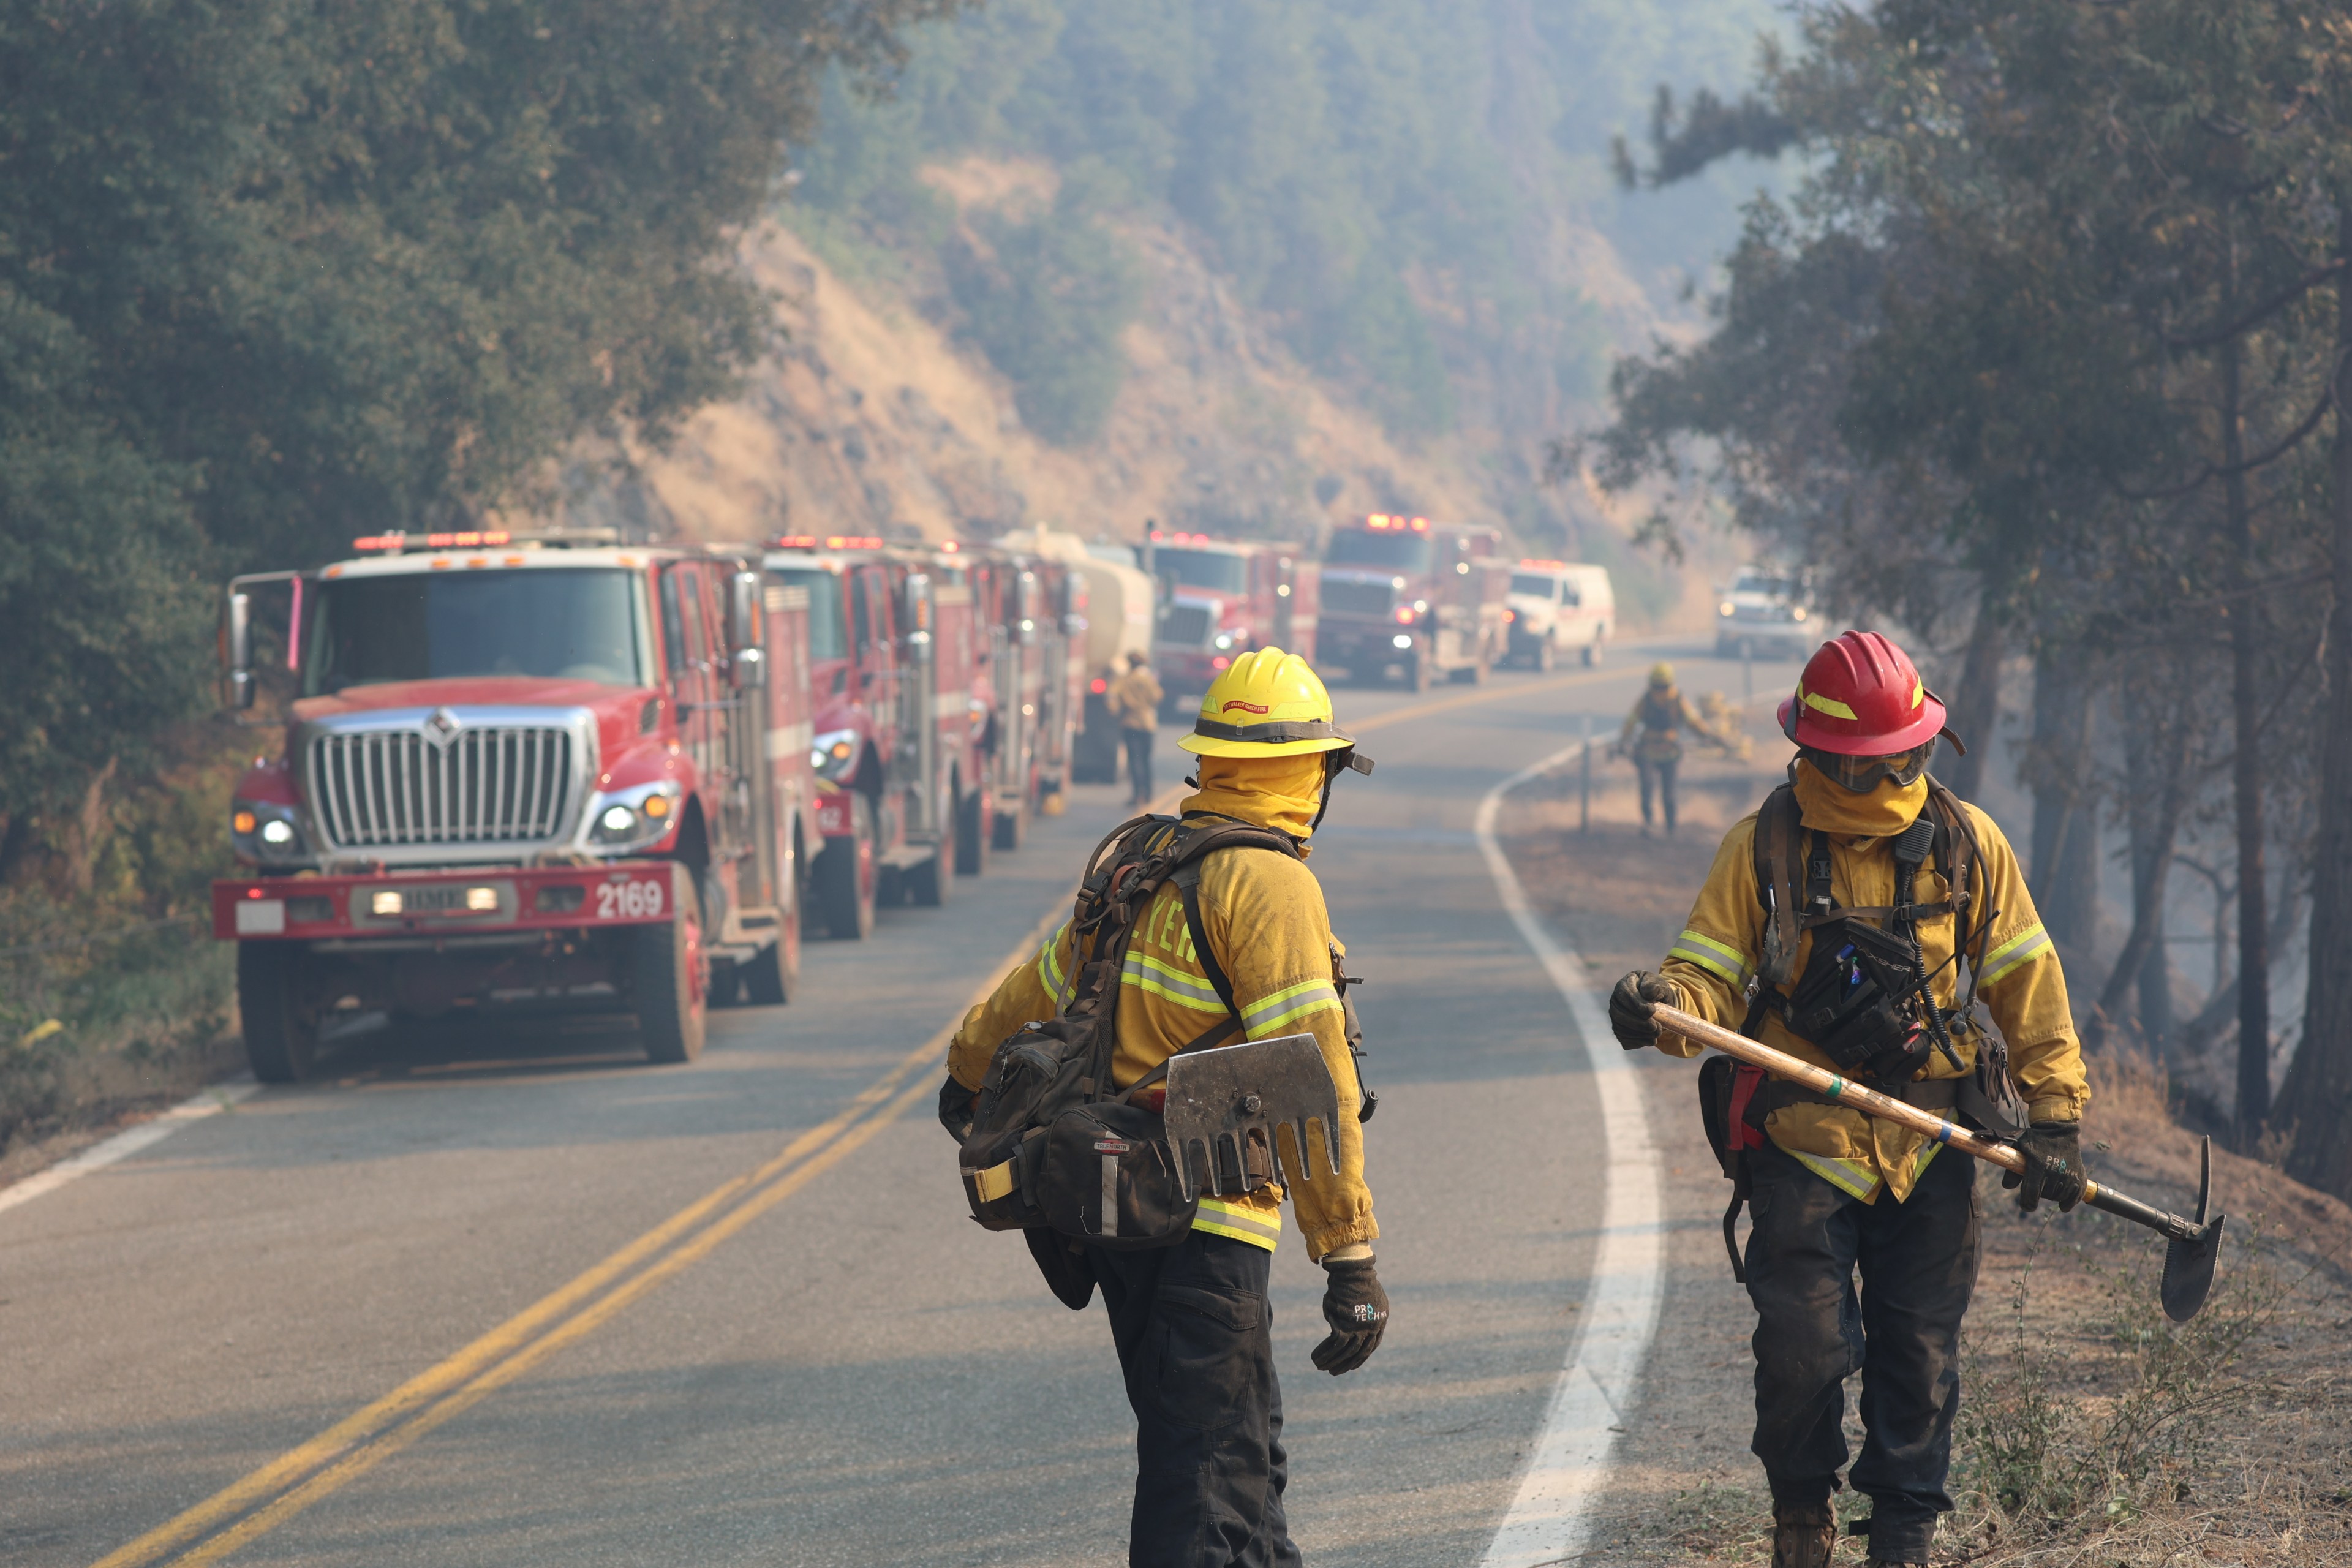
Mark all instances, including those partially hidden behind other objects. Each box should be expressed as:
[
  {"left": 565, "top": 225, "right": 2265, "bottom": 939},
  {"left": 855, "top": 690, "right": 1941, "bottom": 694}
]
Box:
[
  {"left": 93, "top": 669, "right": 1621, "bottom": 1566},
  {"left": 92, "top": 905, "right": 1060, "bottom": 1568}
]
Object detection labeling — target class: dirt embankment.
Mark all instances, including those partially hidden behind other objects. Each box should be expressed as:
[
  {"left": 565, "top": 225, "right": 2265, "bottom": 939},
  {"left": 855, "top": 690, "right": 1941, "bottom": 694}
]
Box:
[{"left": 1502, "top": 739, "right": 2352, "bottom": 1566}]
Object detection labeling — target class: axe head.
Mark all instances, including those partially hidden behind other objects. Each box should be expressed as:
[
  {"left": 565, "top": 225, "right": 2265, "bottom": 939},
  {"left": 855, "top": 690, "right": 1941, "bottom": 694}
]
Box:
[
  {"left": 2162, "top": 1136, "right": 2226, "bottom": 1324},
  {"left": 1161, "top": 1032, "right": 1341, "bottom": 1202}
]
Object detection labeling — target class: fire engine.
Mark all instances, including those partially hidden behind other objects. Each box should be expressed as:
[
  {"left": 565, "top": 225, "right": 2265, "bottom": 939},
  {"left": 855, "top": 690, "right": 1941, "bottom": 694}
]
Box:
[
  {"left": 1317, "top": 513, "right": 1509, "bottom": 688},
  {"left": 211, "top": 529, "right": 820, "bottom": 1080},
  {"left": 762, "top": 536, "right": 993, "bottom": 937},
  {"left": 958, "top": 546, "right": 1087, "bottom": 849},
  {"left": 1144, "top": 532, "right": 1319, "bottom": 714},
  {"left": 995, "top": 527, "right": 1156, "bottom": 786}
]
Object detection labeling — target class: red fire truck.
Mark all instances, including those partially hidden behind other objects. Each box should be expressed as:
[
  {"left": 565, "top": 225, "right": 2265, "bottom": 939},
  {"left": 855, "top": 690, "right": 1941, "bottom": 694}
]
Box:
[
  {"left": 1144, "top": 532, "right": 1319, "bottom": 715},
  {"left": 1316, "top": 513, "right": 1509, "bottom": 688},
  {"left": 211, "top": 529, "right": 821, "bottom": 1080},
  {"left": 959, "top": 548, "right": 1085, "bottom": 850},
  {"left": 762, "top": 535, "right": 992, "bottom": 937}
]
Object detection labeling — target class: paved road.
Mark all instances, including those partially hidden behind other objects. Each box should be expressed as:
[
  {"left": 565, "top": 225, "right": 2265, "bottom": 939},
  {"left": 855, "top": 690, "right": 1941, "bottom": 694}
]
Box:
[{"left": 1, "top": 639, "right": 1787, "bottom": 1567}]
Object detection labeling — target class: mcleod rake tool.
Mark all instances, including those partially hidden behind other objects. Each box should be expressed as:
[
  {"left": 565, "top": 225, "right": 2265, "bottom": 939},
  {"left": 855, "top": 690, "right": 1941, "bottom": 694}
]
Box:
[{"left": 1655, "top": 1004, "right": 2226, "bottom": 1322}]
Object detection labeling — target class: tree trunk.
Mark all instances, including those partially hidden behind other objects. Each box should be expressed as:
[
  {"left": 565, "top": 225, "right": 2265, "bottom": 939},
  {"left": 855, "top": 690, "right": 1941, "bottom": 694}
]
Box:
[
  {"left": 60, "top": 758, "right": 118, "bottom": 897},
  {"left": 2097, "top": 693, "right": 2188, "bottom": 1051},
  {"left": 2028, "top": 650, "right": 2099, "bottom": 953},
  {"left": 2222, "top": 325, "right": 2272, "bottom": 1140},
  {"left": 2283, "top": 206, "right": 2352, "bottom": 1199},
  {"left": 1943, "top": 578, "right": 2006, "bottom": 801}
]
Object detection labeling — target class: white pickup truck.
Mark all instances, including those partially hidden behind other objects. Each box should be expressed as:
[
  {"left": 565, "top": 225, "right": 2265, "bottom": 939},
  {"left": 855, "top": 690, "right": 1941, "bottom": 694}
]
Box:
[
  {"left": 1506, "top": 560, "right": 1614, "bottom": 671},
  {"left": 1714, "top": 566, "right": 1820, "bottom": 660}
]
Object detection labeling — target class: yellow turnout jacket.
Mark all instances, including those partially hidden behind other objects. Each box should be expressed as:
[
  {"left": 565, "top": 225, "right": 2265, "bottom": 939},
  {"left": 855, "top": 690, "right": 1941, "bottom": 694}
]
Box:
[
  {"left": 948, "top": 752, "right": 1377, "bottom": 1260},
  {"left": 1657, "top": 761, "right": 2087, "bottom": 1203},
  {"left": 1107, "top": 666, "right": 1163, "bottom": 730}
]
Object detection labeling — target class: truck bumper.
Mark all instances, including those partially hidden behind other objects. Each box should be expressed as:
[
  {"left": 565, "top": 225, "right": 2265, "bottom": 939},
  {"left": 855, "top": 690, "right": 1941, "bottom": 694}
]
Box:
[{"left": 212, "top": 862, "right": 688, "bottom": 943}]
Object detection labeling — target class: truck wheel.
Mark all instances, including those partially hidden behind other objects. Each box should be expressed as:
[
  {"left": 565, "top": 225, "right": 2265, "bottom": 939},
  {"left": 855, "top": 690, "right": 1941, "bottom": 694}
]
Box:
[
  {"left": 633, "top": 903, "right": 707, "bottom": 1064},
  {"left": 1585, "top": 638, "right": 1604, "bottom": 668},
  {"left": 955, "top": 783, "right": 990, "bottom": 876},
  {"left": 907, "top": 792, "right": 954, "bottom": 908},
  {"left": 993, "top": 764, "right": 1033, "bottom": 851},
  {"left": 816, "top": 791, "right": 878, "bottom": 940},
  {"left": 1534, "top": 636, "right": 1556, "bottom": 674},
  {"left": 238, "top": 941, "right": 320, "bottom": 1084},
  {"left": 1407, "top": 652, "right": 1433, "bottom": 693}
]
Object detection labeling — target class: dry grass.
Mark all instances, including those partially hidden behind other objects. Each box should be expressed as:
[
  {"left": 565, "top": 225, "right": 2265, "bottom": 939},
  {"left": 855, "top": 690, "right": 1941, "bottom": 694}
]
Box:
[{"left": 1498, "top": 742, "right": 2352, "bottom": 1566}]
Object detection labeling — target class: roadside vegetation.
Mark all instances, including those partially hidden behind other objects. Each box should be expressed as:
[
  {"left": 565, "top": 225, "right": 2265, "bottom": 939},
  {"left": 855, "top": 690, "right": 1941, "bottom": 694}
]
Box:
[{"left": 1578, "top": 1, "right": 2352, "bottom": 1208}]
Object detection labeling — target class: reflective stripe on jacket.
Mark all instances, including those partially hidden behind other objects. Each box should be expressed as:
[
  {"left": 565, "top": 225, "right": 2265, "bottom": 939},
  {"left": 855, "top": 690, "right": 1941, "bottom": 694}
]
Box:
[
  {"left": 948, "top": 811, "right": 1376, "bottom": 1260},
  {"left": 1657, "top": 763, "right": 2088, "bottom": 1203}
]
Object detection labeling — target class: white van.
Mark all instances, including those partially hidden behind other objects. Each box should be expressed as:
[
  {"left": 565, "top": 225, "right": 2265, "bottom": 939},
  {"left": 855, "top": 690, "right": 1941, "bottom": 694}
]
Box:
[{"left": 1506, "top": 560, "right": 1615, "bottom": 669}]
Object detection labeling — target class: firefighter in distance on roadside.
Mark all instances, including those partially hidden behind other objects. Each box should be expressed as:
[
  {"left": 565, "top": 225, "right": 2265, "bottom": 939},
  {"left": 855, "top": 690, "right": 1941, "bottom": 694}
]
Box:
[
  {"left": 1608, "top": 630, "right": 2091, "bottom": 1568},
  {"left": 1615, "top": 660, "right": 1744, "bottom": 836},
  {"left": 1106, "top": 649, "right": 1165, "bottom": 809}
]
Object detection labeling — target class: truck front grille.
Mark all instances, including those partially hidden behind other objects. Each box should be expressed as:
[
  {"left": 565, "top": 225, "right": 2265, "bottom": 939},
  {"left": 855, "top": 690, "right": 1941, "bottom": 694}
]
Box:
[
  {"left": 1320, "top": 578, "right": 1395, "bottom": 617},
  {"left": 308, "top": 727, "right": 576, "bottom": 850}
]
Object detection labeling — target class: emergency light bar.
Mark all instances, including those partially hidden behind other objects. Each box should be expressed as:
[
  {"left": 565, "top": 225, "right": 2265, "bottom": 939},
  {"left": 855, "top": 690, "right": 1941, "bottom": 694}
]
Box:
[
  {"left": 1519, "top": 557, "right": 1567, "bottom": 570},
  {"left": 349, "top": 527, "right": 621, "bottom": 553},
  {"left": 771, "top": 535, "right": 885, "bottom": 551},
  {"left": 1363, "top": 514, "right": 1431, "bottom": 532}
]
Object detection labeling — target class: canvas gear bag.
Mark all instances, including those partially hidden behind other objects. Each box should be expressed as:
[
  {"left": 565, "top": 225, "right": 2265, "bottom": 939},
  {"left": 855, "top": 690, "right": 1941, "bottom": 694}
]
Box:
[{"left": 957, "top": 813, "right": 1303, "bottom": 1258}]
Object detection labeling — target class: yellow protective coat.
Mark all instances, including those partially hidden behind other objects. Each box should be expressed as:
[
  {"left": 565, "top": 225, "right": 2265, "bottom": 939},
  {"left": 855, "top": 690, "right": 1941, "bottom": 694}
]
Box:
[
  {"left": 948, "top": 752, "right": 1377, "bottom": 1260},
  {"left": 1657, "top": 761, "right": 2089, "bottom": 1203},
  {"left": 1621, "top": 685, "right": 1718, "bottom": 764},
  {"left": 1107, "top": 666, "right": 1163, "bottom": 731}
]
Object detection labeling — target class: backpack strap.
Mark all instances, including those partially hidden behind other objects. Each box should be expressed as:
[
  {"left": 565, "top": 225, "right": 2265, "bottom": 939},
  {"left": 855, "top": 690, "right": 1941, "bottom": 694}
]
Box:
[
  {"left": 1752, "top": 784, "right": 1804, "bottom": 988},
  {"left": 1166, "top": 820, "right": 1302, "bottom": 1019}
]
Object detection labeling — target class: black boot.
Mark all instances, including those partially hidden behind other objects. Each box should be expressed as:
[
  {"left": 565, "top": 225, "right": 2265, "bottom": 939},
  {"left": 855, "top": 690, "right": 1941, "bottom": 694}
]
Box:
[{"left": 1770, "top": 1503, "right": 1835, "bottom": 1568}]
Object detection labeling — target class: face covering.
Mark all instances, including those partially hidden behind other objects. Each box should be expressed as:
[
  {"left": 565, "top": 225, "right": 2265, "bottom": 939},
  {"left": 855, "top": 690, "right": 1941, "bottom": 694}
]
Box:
[
  {"left": 1185, "top": 751, "right": 1331, "bottom": 843},
  {"left": 1791, "top": 756, "right": 1928, "bottom": 839}
]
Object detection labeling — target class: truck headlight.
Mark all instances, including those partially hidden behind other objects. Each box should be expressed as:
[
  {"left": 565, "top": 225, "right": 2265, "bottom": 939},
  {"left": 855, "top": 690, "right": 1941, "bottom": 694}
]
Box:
[
  {"left": 811, "top": 728, "right": 859, "bottom": 783},
  {"left": 231, "top": 800, "right": 307, "bottom": 865},
  {"left": 582, "top": 780, "right": 682, "bottom": 852},
  {"left": 1719, "top": 601, "right": 1736, "bottom": 617}
]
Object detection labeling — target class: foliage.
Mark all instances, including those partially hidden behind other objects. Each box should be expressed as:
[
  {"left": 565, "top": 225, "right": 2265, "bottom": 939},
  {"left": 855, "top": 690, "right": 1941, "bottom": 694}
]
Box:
[
  {"left": 785, "top": 0, "right": 1770, "bottom": 440},
  {"left": 948, "top": 170, "right": 1142, "bottom": 445}
]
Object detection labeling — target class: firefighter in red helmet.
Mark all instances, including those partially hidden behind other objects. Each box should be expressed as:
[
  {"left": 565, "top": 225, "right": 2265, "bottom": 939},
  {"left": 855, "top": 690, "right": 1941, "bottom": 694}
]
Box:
[{"left": 1607, "top": 631, "right": 2090, "bottom": 1568}]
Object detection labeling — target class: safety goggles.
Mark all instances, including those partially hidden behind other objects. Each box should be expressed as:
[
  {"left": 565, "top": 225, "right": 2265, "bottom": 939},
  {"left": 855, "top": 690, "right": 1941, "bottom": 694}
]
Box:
[{"left": 1803, "top": 739, "right": 1934, "bottom": 793}]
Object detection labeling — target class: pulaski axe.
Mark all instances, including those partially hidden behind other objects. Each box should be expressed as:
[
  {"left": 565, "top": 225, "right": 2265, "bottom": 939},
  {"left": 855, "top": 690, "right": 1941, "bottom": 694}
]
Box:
[
  {"left": 1162, "top": 1033, "right": 1342, "bottom": 1200},
  {"left": 1656, "top": 1005, "right": 2226, "bottom": 1322}
]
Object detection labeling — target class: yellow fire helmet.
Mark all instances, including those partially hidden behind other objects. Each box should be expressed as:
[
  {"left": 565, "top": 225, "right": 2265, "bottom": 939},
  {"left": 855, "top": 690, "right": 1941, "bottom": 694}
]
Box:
[
  {"left": 1180, "top": 647, "right": 1360, "bottom": 760},
  {"left": 1649, "top": 662, "right": 1676, "bottom": 688}
]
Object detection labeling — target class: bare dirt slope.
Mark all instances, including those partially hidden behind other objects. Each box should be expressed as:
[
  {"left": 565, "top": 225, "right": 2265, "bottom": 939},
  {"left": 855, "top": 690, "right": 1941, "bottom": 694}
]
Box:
[{"left": 1502, "top": 745, "right": 2352, "bottom": 1566}]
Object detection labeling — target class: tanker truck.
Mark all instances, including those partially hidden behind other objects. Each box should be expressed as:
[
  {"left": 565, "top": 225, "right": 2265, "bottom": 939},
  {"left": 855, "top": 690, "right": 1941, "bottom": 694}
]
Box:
[{"left": 993, "top": 526, "right": 1155, "bottom": 786}]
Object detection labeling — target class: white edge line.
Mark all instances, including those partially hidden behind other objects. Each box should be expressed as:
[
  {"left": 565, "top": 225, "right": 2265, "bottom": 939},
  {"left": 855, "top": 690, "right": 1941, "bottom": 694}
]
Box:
[
  {"left": 1473, "top": 741, "right": 1665, "bottom": 1568},
  {"left": 0, "top": 1076, "right": 262, "bottom": 1217}
]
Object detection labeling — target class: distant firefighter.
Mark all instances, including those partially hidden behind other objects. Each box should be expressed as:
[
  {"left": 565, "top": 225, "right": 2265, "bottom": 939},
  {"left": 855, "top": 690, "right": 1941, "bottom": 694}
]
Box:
[{"left": 1615, "top": 662, "right": 1739, "bottom": 834}]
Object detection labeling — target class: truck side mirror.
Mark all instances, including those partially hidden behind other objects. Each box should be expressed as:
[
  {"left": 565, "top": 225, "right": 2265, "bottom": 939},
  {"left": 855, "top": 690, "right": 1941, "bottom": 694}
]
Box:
[{"left": 225, "top": 591, "right": 256, "bottom": 710}]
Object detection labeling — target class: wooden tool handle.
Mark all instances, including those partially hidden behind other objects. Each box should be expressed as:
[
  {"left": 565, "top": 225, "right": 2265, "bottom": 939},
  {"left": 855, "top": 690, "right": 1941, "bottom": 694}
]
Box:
[{"left": 1652, "top": 1003, "right": 2027, "bottom": 1178}]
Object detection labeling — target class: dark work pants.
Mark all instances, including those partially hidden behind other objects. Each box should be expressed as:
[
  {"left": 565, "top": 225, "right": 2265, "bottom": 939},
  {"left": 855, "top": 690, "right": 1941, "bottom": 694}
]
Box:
[
  {"left": 1090, "top": 1231, "right": 1297, "bottom": 1568},
  {"left": 1123, "top": 727, "right": 1156, "bottom": 805},
  {"left": 1637, "top": 756, "right": 1679, "bottom": 830},
  {"left": 1744, "top": 1139, "right": 1980, "bottom": 1563}
]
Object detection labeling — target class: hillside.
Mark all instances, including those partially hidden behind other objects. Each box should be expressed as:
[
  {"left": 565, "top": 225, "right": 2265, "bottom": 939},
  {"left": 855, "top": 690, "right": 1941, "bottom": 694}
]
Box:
[{"left": 552, "top": 0, "right": 1784, "bottom": 628}]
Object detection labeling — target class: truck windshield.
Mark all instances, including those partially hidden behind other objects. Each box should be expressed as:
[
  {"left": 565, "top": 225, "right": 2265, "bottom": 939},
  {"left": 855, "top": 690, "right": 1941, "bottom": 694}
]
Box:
[
  {"left": 301, "top": 568, "right": 652, "bottom": 695},
  {"left": 1734, "top": 570, "right": 1800, "bottom": 599},
  {"left": 1152, "top": 548, "right": 1248, "bottom": 594},
  {"left": 768, "top": 567, "right": 849, "bottom": 660},
  {"left": 1325, "top": 531, "right": 1434, "bottom": 573}
]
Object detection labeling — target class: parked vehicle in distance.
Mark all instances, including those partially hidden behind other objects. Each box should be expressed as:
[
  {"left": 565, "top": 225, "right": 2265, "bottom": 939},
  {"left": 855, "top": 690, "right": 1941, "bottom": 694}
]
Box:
[
  {"left": 1506, "top": 560, "right": 1615, "bottom": 671},
  {"left": 1317, "top": 513, "right": 1509, "bottom": 689},
  {"left": 212, "top": 528, "right": 820, "bottom": 1080},
  {"left": 1714, "top": 565, "right": 1819, "bottom": 660},
  {"left": 998, "top": 526, "right": 1154, "bottom": 786},
  {"left": 956, "top": 546, "right": 1083, "bottom": 850},
  {"left": 1143, "top": 531, "right": 1318, "bottom": 716},
  {"left": 764, "top": 535, "right": 987, "bottom": 937}
]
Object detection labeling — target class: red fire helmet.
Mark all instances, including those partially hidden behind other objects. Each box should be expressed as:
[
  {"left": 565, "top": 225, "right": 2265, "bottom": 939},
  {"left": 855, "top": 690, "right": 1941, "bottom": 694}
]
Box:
[{"left": 1778, "top": 630, "right": 1950, "bottom": 755}]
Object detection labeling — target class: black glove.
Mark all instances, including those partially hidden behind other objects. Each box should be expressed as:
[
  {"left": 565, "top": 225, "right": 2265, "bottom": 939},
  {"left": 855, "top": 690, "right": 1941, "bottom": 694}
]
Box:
[
  {"left": 1312, "top": 1256, "right": 1389, "bottom": 1375},
  {"left": 2002, "top": 1121, "right": 2087, "bottom": 1213},
  {"left": 1609, "top": 970, "right": 1678, "bottom": 1052},
  {"left": 937, "top": 1072, "right": 977, "bottom": 1143}
]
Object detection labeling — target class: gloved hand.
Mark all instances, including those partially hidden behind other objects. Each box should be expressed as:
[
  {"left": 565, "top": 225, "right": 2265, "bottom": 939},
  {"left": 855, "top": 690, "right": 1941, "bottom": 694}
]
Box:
[
  {"left": 2002, "top": 1121, "right": 2087, "bottom": 1213},
  {"left": 937, "top": 1072, "right": 978, "bottom": 1143},
  {"left": 1608, "top": 970, "right": 1678, "bottom": 1052},
  {"left": 1312, "top": 1255, "right": 1389, "bottom": 1375}
]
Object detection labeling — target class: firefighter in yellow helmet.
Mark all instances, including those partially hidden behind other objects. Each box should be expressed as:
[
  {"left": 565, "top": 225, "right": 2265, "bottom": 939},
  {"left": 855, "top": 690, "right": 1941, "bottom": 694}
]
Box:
[
  {"left": 944, "top": 647, "right": 1382, "bottom": 1567},
  {"left": 1616, "top": 662, "right": 1738, "bottom": 836}
]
